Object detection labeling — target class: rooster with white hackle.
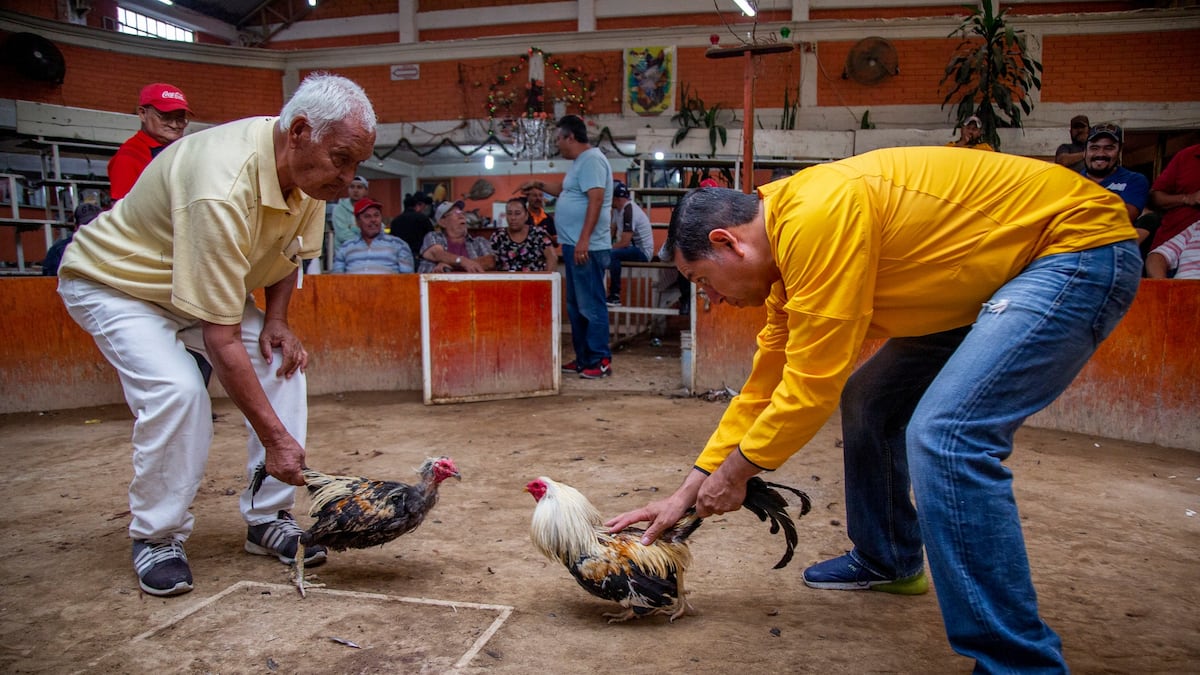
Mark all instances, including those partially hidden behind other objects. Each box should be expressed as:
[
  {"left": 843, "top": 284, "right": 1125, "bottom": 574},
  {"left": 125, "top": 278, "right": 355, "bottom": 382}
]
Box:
[{"left": 526, "top": 475, "right": 811, "bottom": 622}]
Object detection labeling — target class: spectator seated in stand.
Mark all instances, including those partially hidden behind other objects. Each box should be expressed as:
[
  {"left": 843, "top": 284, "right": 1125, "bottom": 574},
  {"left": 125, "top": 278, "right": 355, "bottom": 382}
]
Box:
[
  {"left": 418, "top": 200, "right": 496, "bottom": 273},
  {"left": 1146, "top": 220, "right": 1200, "bottom": 280},
  {"left": 390, "top": 191, "right": 434, "bottom": 261},
  {"left": 945, "top": 116, "right": 994, "bottom": 151},
  {"left": 333, "top": 198, "right": 414, "bottom": 274},
  {"left": 524, "top": 186, "right": 557, "bottom": 246},
  {"left": 108, "top": 83, "right": 191, "bottom": 200},
  {"left": 491, "top": 197, "right": 556, "bottom": 272},
  {"left": 43, "top": 202, "right": 104, "bottom": 276},
  {"left": 1080, "top": 123, "right": 1150, "bottom": 224},
  {"left": 1149, "top": 143, "right": 1200, "bottom": 250},
  {"left": 605, "top": 180, "right": 654, "bottom": 306},
  {"left": 331, "top": 176, "right": 369, "bottom": 250},
  {"left": 1054, "top": 114, "right": 1090, "bottom": 172}
]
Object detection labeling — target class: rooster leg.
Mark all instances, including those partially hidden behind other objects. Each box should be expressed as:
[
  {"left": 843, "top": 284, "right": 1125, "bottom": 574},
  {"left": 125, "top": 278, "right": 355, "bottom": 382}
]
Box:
[
  {"left": 291, "top": 542, "right": 325, "bottom": 598},
  {"left": 603, "top": 607, "right": 638, "bottom": 623},
  {"left": 668, "top": 572, "right": 694, "bottom": 622}
]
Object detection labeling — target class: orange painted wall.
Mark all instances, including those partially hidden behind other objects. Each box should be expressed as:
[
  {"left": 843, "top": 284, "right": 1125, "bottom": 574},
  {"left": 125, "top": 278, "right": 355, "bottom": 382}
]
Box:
[
  {"left": 692, "top": 280, "right": 1200, "bottom": 451},
  {"left": 2, "top": 277, "right": 1197, "bottom": 450}
]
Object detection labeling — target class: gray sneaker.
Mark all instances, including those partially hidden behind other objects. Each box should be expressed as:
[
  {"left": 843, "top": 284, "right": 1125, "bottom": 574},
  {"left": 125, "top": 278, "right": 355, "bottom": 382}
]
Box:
[
  {"left": 132, "top": 539, "right": 193, "bottom": 597},
  {"left": 244, "top": 510, "right": 327, "bottom": 567}
]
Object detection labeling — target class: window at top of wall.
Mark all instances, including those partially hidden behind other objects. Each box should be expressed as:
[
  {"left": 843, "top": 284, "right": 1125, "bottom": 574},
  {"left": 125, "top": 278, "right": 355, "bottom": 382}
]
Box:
[{"left": 116, "top": 7, "right": 195, "bottom": 43}]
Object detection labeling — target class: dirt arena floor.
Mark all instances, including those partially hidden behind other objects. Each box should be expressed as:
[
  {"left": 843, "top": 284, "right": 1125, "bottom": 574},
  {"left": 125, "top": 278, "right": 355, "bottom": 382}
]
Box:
[{"left": 2, "top": 335, "right": 1199, "bottom": 673}]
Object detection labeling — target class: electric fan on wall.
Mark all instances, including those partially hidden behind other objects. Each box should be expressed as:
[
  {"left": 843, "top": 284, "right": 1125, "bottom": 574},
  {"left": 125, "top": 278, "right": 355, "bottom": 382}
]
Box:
[
  {"left": 842, "top": 37, "right": 899, "bottom": 86},
  {"left": 3, "top": 32, "right": 66, "bottom": 84}
]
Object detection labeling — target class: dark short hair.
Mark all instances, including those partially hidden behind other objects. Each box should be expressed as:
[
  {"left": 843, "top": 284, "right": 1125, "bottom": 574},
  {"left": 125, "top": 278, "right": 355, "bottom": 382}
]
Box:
[
  {"left": 506, "top": 196, "right": 528, "bottom": 210},
  {"left": 556, "top": 115, "right": 588, "bottom": 144},
  {"left": 665, "top": 187, "right": 760, "bottom": 261}
]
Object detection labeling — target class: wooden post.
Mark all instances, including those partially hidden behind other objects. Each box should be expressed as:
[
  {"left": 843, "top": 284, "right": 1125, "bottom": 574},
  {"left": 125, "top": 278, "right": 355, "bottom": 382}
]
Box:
[{"left": 706, "top": 42, "right": 795, "bottom": 194}]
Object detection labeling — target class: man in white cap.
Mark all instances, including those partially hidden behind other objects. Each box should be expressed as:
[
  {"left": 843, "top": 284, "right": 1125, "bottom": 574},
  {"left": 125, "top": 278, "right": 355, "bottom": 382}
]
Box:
[
  {"left": 946, "top": 115, "right": 994, "bottom": 151},
  {"left": 108, "top": 83, "right": 192, "bottom": 199}
]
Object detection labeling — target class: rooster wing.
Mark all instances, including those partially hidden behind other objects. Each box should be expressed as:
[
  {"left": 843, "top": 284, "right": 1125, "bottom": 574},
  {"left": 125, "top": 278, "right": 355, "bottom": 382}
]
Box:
[
  {"left": 302, "top": 471, "right": 438, "bottom": 551},
  {"left": 567, "top": 528, "right": 695, "bottom": 622}
]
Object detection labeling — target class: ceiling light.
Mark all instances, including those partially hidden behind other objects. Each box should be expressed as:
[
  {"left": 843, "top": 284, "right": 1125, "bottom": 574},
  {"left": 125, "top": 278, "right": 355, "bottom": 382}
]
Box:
[
  {"left": 731, "top": 0, "right": 756, "bottom": 17},
  {"left": 307, "top": 0, "right": 317, "bottom": 7},
  {"left": 654, "top": 151, "right": 665, "bottom": 161},
  {"left": 484, "top": 147, "right": 495, "bottom": 171}
]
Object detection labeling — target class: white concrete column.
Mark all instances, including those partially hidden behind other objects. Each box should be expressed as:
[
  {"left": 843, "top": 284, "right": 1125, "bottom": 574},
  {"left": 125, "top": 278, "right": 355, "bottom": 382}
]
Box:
[{"left": 398, "top": 0, "right": 417, "bottom": 43}]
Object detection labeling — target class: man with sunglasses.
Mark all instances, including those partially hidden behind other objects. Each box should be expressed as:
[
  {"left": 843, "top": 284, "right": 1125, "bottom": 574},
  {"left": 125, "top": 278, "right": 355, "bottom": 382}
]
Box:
[
  {"left": 1054, "top": 114, "right": 1090, "bottom": 172},
  {"left": 108, "top": 83, "right": 192, "bottom": 200}
]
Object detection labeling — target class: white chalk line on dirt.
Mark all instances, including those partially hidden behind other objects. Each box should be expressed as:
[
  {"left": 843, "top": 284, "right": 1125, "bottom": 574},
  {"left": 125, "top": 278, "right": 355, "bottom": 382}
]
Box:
[{"left": 82, "top": 580, "right": 514, "bottom": 672}]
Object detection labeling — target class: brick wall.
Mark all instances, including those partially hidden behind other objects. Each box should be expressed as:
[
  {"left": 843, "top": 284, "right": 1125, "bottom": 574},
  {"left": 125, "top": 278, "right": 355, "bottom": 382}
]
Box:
[{"left": 1041, "top": 31, "right": 1200, "bottom": 103}]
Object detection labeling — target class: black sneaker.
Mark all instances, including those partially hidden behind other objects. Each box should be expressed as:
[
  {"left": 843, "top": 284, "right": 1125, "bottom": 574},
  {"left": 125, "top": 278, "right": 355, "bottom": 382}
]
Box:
[
  {"left": 132, "top": 539, "right": 193, "bottom": 597},
  {"left": 245, "top": 510, "right": 327, "bottom": 567},
  {"left": 562, "top": 360, "right": 582, "bottom": 373},
  {"left": 605, "top": 296, "right": 622, "bottom": 307}
]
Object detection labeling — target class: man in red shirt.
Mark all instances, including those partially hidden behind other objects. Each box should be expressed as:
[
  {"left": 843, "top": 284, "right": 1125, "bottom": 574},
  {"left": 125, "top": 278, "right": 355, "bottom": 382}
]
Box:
[{"left": 108, "top": 83, "right": 192, "bottom": 199}]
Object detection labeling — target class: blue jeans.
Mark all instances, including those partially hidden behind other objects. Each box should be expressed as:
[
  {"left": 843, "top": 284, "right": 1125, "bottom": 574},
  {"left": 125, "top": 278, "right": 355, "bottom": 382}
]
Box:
[
  {"left": 607, "top": 246, "right": 649, "bottom": 297},
  {"left": 839, "top": 241, "right": 1141, "bottom": 673},
  {"left": 562, "top": 244, "right": 612, "bottom": 367}
]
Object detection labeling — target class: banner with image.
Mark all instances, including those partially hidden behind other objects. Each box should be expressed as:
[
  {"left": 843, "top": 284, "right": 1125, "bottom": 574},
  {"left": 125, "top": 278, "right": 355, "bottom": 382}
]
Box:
[{"left": 624, "top": 46, "right": 675, "bottom": 116}]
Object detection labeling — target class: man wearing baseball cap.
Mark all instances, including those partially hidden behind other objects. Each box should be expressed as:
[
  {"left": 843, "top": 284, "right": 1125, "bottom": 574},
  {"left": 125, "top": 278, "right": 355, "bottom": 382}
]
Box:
[
  {"left": 333, "top": 197, "right": 414, "bottom": 274},
  {"left": 108, "top": 83, "right": 192, "bottom": 199},
  {"left": 946, "top": 115, "right": 994, "bottom": 151},
  {"left": 1081, "top": 123, "right": 1149, "bottom": 224}
]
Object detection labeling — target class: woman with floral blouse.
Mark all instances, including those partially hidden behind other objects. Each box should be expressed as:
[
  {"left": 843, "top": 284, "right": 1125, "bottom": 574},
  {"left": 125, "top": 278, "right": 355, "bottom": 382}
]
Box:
[{"left": 490, "top": 197, "right": 558, "bottom": 272}]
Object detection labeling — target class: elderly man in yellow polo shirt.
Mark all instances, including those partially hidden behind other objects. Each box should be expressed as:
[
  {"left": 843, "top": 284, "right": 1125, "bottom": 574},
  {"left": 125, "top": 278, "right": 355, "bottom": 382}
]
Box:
[
  {"left": 608, "top": 147, "right": 1141, "bottom": 673},
  {"left": 57, "top": 73, "right": 377, "bottom": 597}
]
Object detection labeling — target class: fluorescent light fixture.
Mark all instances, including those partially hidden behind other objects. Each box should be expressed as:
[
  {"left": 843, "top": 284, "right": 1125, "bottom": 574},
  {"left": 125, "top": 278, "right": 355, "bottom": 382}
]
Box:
[
  {"left": 157, "top": 0, "right": 174, "bottom": 5},
  {"left": 307, "top": 0, "right": 317, "bottom": 7},
  {"left": 654, "top": 151, "right": 665, "bottom": 160},
  {"left": 731, "top": 0, "right": 756, "bottom": 17},
  {"left": 484, "top": 148, "right": 495, "bottom": 170}
]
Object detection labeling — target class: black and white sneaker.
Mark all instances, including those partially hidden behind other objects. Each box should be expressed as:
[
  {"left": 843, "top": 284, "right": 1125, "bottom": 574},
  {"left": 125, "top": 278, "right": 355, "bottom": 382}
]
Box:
[
  {"left": 245, "top": 510, "right": 327, "bottom": 567},
  {"left": 132, "top": 539, "right": 193, "bottom": 597}
]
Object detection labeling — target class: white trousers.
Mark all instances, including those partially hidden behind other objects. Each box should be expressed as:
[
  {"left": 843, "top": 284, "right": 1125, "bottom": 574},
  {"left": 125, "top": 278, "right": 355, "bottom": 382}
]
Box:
[{"left": 58, "top": 277, "right": 305, "bottom": 541}]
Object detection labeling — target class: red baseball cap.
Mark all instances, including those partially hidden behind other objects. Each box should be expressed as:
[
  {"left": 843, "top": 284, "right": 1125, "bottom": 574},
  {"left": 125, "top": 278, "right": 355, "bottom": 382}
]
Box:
[
  {"left": 353, "top": 197, "right": 384, "bottom": 217},
  {"left": 139, "top": 83, "right": 191, "bottom": 113}
]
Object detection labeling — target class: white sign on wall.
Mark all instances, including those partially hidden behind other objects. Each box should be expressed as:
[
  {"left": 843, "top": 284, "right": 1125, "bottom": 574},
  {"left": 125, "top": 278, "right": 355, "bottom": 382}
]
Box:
[{"left": 390, "top": 64, "right": 420, "bottom": 81}]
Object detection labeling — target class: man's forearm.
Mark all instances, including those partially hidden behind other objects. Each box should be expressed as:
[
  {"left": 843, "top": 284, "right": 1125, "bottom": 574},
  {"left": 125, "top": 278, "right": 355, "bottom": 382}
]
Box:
[{"left": 264, "top": 271, "right": 297, "bottom": 322}]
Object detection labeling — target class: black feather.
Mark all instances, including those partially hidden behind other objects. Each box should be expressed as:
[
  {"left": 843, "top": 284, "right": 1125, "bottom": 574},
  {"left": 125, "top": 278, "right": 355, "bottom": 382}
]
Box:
[
  {"left": 249, "top": 462, "right": 268, "bottom": 507},
  {"left": 742, "top": 477, "right": 812, "bottom": 569}
]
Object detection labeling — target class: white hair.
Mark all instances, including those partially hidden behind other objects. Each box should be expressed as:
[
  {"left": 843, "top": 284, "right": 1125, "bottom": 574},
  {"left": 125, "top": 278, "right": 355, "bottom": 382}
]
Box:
[{"left": 278, "top": 72, "right": 377, "bottom": 141}]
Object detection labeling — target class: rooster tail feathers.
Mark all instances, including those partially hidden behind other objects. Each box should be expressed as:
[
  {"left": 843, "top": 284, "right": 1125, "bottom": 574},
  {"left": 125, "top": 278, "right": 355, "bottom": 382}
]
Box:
[
  {"left": 760, "top": 479, "right": 813, "bottom": 516},
  {"left": 743, "top": 477, "right": 812, "bottom": 570}
]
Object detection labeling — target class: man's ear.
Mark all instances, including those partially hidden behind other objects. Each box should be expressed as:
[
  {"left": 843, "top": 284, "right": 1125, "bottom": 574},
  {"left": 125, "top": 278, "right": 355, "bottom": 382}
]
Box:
[
  {"left": 708, "top": 228, "right": 745, "bottom": 257},
  {"left": 287, "top": 116, "right": 309, "bottom": 147}
]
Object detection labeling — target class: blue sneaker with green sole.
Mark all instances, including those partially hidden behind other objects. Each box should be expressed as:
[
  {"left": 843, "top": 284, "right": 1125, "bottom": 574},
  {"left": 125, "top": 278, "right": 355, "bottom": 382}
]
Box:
[{"left": 803, "top": 552, "right": 928, "bottom": 595}]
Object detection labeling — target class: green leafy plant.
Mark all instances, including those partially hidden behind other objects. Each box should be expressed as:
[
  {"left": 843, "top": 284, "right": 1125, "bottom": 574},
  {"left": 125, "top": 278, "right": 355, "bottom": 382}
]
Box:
[
  {"left": 671, "top": 83, "right": 731, "bottom": 158},
  {"left": 939, "top": 3, "right": 1043, "bottom": 150}
]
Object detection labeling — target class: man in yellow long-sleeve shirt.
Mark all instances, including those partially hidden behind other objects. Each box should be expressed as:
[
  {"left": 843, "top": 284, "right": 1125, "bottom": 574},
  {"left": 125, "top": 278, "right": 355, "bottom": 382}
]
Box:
[{"left": 608, "top": 146, "right": 1141, "bottom": 673}]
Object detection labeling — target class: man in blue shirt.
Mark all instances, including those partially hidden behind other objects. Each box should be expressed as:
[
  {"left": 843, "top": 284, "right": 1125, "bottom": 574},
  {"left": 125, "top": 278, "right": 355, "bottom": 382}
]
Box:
[
  {"left": 1081, "top": 123, "right": 1149, "bottom": 224},
  {"left": 333, "top": 198, "right": 415, "bottom": 274},
  {"left": 523, "top": 116, "right": 613, "bottom": 379}
]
